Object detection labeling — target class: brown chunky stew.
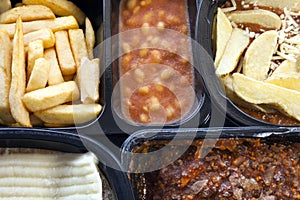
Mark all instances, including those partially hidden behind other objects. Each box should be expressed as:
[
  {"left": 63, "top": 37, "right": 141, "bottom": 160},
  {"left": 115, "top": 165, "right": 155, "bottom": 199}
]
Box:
[
  {"left": 214, "top": 0, "right": 300, "bottom": 125},
  {"left": 130, "top": 138, "right": 300, "bottom": 199}
]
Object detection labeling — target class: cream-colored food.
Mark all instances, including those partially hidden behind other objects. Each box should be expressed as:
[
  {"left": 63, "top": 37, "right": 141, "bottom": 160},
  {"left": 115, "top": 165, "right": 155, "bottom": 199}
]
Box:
[
  {"left": 0, "top": 1, "right": 101, "bottom": 127},
  {"left": 0, "top": 151, "right": 102, "bottom": 199}
]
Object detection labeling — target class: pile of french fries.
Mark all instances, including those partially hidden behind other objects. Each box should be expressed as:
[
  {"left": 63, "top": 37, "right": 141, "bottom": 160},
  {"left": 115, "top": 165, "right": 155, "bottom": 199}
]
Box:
[
  {"left": 0, "top": 0, "right": 101, "bottom": 127},
  {"left": 214, "top": 0, "right": 300, "bottom": 123}
]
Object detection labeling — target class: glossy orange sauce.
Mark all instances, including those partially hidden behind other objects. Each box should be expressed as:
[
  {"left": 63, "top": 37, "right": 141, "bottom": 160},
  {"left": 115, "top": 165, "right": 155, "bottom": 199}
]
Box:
[{"left": 119, "top": 0, "right": 194, "bottom": 124}]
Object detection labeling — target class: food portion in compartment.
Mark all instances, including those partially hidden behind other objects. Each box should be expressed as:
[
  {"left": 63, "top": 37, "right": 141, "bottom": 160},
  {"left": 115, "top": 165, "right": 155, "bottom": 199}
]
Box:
[
  {"left": 118, "top": 0, "right": 196, "bottom": 124},
  {"left": 0, "top": 149, "right": 103, "bottom": 199},
  {"left": 214, "top": 0, "right": 300, "bottom": 125},
  {"left": 0, "top": 0, "right": 101, "bottom": 127},
  {"left": 132, "top": 139, "right": 300, "bottom": 199}
]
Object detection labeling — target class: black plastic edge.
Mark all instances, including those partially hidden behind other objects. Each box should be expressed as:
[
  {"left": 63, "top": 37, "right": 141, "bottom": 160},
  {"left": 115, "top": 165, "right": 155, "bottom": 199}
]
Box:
[{"left": 121, "top": 126, "right": 298, "bottom": 154}]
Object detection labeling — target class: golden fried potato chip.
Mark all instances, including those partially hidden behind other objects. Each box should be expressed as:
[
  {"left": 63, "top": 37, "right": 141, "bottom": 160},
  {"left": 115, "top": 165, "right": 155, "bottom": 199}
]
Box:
[
  {"left": 9, "top": 17, "right": 31, "bottom": 127},
  {"left": 55, "top": 30, "right": 76, "bottom": 75},
  {"left": 23, "top": 0, "right": 86, "bottom": 25},
  {"left": 233, "top": 73, "right": 300, "bottom": 121},
  {"left": 243, "top": 30, "right": 278, "bottom": 81},
  {"left": 266, "top": 73, "right": 300, "bottom": 91},
  {"left": 27, "top": 39, "right": 43, "bottom": 80},
  {"left": 270, "top": 60, "right": 298, "bottom": 79},
  {"left": 0, "top": 68, "right": 15, "bottom": 124},
  {"left": 227, "top": 9, "right": 282, "bottom": 30},
  {"left": 85, "top": 17, "right": 95, "bottom": 60},
  {"left": 214, "top": 8, "right": 233, "bottom": 68},
  {"left": 0, "top": 30, "right": 14, "bottom": 124},
  {"left": 215, "top": 28, "right": 250, "bottom": 76},
  {"left": 34, "top": 104, "right": 102, "bottom": 125},
  {"left": 44, "top": 48, "right": 64, "bottom": 86},
  {"left": 26, "top": 58, "right": 50, "bottom": 92},
  {"left": 24, "top": 28, "right": 55, "bottom": 48},
  {"left": 0, "top": 16, "right": 78, "bottom": 37},
  {"left": 23, "top": 81, "right": 79, "bottom": 112},
  {"left": 0, "top": 5, "right": 55, "bottom": 24},
  {"left": 0, "top": 30, "right": 11, "bottom": 80},
  {"left": 78, "top": 57, "right": 100, "bottom": 103},
  {"left": 68, "top": 29, "right": 88, "bottom": 68},
  {"left": 221, "top": 74, "right": 276, "bottom": 113}
]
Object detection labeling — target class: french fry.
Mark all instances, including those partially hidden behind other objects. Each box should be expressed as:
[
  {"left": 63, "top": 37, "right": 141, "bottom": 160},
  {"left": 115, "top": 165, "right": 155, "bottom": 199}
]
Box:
[
  {"left": 0, "top": 5, "right": 55, "bottom": 24},
  {"left": 27, "top": 39, "right": 43, "bottom": 80},
  {"left": 243, "top": 30, "right": 278, "bottom": 81},
  {"left": 9, "top": 17, "right": 31, "bottom": 127},
  {"left": 68, "top": 29, "right": 88, "bottom": 68},
  {"left": 24, "top": 28, "right": 55, "bottom": 48},
  {"left": 26, "top": 58, "right": 50, "bottom": 92},
  {"left": 0, "top": 16, "right": 78, "bottom": 37},
  {"left": 0, "top": 68, "right": 15, "bottom": 124},
  {"left": 22, "top": 81, "right": 79, "bottom": 112},
  {"left": 22, "top": 0, "right": 86, "bottom": 25},
  {"left": 0, "top": 30, "right": 11, "bottom": 79},
  {"left": 227, "top": 9, "right": 282, "bottom": 30},
  {"left": 0, "top": 30, "right": 14, "bottom": 124},
  {"left": 214, "top": 8, "right": 232, "bottom": 68},
  {"left": 269, "top": 60, "right": 298, "bottom": 79},
  {"left": 85, "top": 17, "right": 95, "bottom": 59},
  {"left": 0, "top": 0, "right": 11, "bottom": 14},
  {"left": 266, "top": 75, "right": 300, "bottom": 92},
  {"left": 220, "top": 74, "right": 276, "bottom": 114},
  {"left": 34, "top": 104, "right": 102, "bottom": 125},
  {"left": 215, "top": 28, "right": 250, "bottom": 76},
  {"left": 55, "top": 30, "right": 76, "bottom": 75},
  {"left": 44, "top": 48, "right": 64, "bottom": 86},
  {"left": 78, "top": 57, "right": 100, "bottom": 103},
  {"left": 232, "top": 73, "right": 300, "bottom": 121}
]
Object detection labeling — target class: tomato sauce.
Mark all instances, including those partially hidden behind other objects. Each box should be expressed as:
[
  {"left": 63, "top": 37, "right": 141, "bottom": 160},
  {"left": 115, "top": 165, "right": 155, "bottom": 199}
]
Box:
[{"left": 119, "top": 0, "right": 195, "bottom": 124}]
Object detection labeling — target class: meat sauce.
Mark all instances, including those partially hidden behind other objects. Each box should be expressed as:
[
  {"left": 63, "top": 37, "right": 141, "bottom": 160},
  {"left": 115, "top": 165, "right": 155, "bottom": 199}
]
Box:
[
  {"left": 132, "top": 139, "right": 300, "bottom": 199},
  {"left": 119, "top": 0, "right": 195, "bottom": 124}
]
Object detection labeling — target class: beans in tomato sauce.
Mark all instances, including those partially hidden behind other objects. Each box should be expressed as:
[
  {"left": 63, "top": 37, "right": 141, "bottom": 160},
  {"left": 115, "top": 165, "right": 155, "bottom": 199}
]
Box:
[{"left": 119, "top": 0, "right": 195, "bottom": 124}]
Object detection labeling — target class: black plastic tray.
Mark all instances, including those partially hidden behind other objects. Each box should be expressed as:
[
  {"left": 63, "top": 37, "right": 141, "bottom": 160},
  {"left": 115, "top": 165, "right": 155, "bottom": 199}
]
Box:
[
  {"left": 0, "top": 128, "right": 135, "bottom": 200},
  {"left": 195, "top": 0, "right": 300, "bottom": 126},
  {"left": 121, "top": 127, "right": 300, "bottom": 199},
  {"left": 99, "top": 0, "right": 212, "bottom": 134}
]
